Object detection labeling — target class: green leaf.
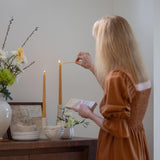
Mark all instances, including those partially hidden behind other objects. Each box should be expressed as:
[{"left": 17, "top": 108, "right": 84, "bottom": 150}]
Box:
[{"left": 0, "top": 81, "right": 13, "bottom": 100}]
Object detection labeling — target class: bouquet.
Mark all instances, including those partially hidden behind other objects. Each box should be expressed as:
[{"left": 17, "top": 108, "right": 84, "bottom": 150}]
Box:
[
  {"left": 58, "top": 107, "right": 89, "bottom": 128},
  {"left": 0, "top": 17, "right": 38, "bottom": 100}
]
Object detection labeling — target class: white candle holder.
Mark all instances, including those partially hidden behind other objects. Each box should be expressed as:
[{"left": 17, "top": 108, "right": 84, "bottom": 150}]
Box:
[
  {"left": 40, "top": 117, "right": 48, "bottom": 139},
  {"left": 56, "top": 105, "right": 63, "bottom": 125}
]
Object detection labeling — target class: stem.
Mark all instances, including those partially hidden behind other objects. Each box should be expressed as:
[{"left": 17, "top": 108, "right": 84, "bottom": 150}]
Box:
[
  {"left": 7, "top": 55, "right": 17, "bottom": 68},
  {"left": 2, "top": 17, "right": 14, "bottom": 50}
]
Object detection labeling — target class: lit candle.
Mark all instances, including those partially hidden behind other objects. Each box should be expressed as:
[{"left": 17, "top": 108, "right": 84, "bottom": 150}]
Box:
[
  {"left": 58, "top": 60, "right": 62, "bottom": 105},
  {"left": 43, "top": 70, "right": 46, "bottom": 117}
]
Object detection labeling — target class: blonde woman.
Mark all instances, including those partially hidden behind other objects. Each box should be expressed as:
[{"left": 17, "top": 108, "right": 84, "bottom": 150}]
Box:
[{"left": 75, "top": 16, "right": 151, "bottom": 160}]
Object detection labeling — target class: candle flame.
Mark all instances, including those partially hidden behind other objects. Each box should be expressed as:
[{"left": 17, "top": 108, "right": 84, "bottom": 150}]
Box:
[
  {"left": 43, "top": 70, "right": 46, "bottom": 76},
  {"left": 58, "top": 60, "right": 61, "bottom": 64}
]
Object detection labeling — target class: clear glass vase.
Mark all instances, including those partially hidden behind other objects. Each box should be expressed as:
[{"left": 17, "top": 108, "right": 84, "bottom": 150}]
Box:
[{"left": 0, "top": 94, "right": 12, "bottom": 139}]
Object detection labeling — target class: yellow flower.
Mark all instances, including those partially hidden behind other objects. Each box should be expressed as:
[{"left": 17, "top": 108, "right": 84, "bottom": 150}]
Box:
[{"left": 14, "top": 47, "right": 24, "bottom": 62}]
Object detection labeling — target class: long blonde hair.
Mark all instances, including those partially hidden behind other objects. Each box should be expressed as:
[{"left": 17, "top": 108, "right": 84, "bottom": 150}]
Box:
[{"left": 93, "top": 15, "right": 148, "bottom": 85}]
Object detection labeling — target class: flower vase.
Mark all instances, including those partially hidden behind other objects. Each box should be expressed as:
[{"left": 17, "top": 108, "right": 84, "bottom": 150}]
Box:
[
  {"left": 61, "top": 127, "right": 74, "bottom": 139},
  {"left": 0, "top": 95, "right": 12, "bottom": 139}
]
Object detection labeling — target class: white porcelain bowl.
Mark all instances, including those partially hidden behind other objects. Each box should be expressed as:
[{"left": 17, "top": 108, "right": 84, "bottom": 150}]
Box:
[
  {"left": 12, "top": 131, "right": 40, "bottom": 141},
  {"left": 44, "top": 125, "right": 64, "bottom": 140}
]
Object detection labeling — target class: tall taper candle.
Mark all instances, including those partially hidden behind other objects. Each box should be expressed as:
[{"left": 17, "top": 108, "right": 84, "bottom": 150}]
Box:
[
  {"left": 43, "top": 70, "right": 46, "bottom": 117},
  {"left": 58, "top": 60, "right": 62, "bottom": 105}
]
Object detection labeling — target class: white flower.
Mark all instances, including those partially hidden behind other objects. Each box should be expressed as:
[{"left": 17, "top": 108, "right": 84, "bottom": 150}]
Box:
[
  {"left": 6, "top": 50, "right": 16, "bottom": 57},
  {"left": 64, "top": 112, "right": 72, "bottom": 117},
  {"left": 0, "top": 49, "right": 7, "bottom": 59},
  {"left": 15, "top": 64, "right": 24, "bottom": 72},
  {"left": 23, "top": 55, "right": 28, "bottom": 64}
]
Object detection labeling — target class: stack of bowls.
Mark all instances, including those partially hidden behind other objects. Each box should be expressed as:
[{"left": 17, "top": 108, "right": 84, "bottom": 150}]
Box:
[
  {"left": 44, "top": 125, "right": 64, "bottom": 140},
  {"left": 12, "top": 131, "right": 40, "bottom": 141}
]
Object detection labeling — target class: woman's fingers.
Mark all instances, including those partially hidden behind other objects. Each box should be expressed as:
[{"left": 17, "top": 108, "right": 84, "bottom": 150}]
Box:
[
  {"left": 75, "top": 52, "right": 92, "bottom": 69},
  {"left": 75, "top": 55, "right": 83, "bottom": 62}
]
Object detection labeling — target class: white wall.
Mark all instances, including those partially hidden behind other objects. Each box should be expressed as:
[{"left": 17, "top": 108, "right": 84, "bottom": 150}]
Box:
[
  {"left": 113, "top": 0, "right": 153, "bottom": 159},
  {"left": 154, "top": 0, "right": 160, "bottom": 159},
  {"left": 0, "top": 1, "right": 154, "bottom": 158},
  {"left": 0, "top": 0, "right": 113, "bottom": 138}
]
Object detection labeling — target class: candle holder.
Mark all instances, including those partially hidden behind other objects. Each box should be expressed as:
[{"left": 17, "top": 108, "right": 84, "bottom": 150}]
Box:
[
  {"left": 56, "top": 105, "right": 63, "bottom": 125},
  {"left": 39, "top": 117, "right": 48, "bottom": 139}
]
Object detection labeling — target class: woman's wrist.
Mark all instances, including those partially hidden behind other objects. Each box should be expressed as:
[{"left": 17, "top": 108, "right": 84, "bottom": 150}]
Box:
[
  {"left": 87, "top": 111, "right": 105, "bottom": 129},
  {"left": 87, "top": 110, "right": 96, "bottom": 120},
  {"left": 86, "top": 109, "right": 93, "bottom": 119},
  {"left": 89, "top": 64, "right": 95, "bottom": 74}
]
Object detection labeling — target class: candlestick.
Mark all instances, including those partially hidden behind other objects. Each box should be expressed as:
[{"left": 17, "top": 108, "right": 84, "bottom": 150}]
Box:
[
  {"left": 43, "top": 70, "right": 46, "bottom": 117},
  {"left": 58, "top": 60, "right": 62, "bottom": 105}
]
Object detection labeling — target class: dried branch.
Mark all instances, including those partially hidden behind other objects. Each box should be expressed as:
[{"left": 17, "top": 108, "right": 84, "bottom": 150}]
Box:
[
  {"left": 23, "top": 61, "right": 35, "bottom": 70},
  {"left": 2, "top": 17, "right": 14, "bottom": 50},
  {"left": 21, "top": 27, "right": 39, "bottom": 48}
]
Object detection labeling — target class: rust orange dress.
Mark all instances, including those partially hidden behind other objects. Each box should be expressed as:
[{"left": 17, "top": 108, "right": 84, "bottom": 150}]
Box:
[{"left": 96, "top": 69, "right": 151, "bottom": 160}]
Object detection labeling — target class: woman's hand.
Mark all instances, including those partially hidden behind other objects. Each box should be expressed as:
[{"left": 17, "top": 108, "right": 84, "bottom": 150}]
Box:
[
  {"left": 75, "top": 52, "right": 95, "bottom": 74},
  {"left": 74, "top": 104, "right": 92, "bottom": 119},
  {"left": 75, "top": 52, "right": 104, "bottom": 89},
  {"left": 74, "top": 103, "right": 107, "bottom": 131}
]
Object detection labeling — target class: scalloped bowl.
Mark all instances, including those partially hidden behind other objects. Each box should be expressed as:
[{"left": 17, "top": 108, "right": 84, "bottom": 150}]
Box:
[{"left": 44, "top": 125, "right": 64, "bottom": 140}]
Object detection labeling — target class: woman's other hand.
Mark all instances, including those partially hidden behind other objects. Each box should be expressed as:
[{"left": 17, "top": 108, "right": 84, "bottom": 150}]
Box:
[
  {"left": 75, "top": 52, "right": 95, "bottom": 74},
  {"left": 74, "top": 104, "right": 92, "bottom": 118}
]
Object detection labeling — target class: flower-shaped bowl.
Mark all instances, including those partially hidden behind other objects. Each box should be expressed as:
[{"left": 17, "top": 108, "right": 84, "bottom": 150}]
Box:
[{"left": 44, "top": 125, "right": 64, "bottom": 140}]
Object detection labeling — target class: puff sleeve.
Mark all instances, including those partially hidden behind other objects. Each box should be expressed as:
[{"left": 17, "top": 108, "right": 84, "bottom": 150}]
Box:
[{"left": 100, "top": 70, "right": 136, "bottom": 138}]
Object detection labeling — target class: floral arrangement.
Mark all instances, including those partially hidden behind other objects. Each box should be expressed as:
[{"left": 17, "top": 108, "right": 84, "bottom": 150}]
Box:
[
  {"left": 0, "top": 17, "right": 38, "bottom": 100},
  {"left": 58, "top": 107, "right": 89, "bottom": 128}
]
